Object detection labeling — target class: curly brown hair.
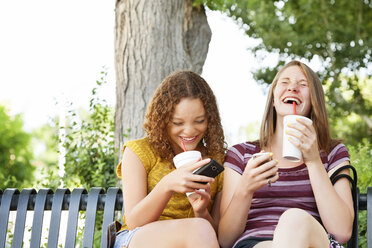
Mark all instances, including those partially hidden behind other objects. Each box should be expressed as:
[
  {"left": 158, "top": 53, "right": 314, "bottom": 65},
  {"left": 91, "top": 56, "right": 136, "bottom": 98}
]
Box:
[{"left": 143, "top": 70, "right": 227, "bottom": 162}]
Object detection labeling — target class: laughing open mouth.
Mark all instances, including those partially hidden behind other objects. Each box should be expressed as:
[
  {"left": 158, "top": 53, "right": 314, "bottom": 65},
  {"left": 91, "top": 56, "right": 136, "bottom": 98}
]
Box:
[{"left": 283, "top": 97, "right": 301, "bottom": 105}]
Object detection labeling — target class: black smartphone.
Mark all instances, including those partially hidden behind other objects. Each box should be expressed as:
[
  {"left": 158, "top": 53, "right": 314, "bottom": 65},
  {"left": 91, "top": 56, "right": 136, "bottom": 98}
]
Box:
[{"left": 193, "top": 159, "right": 224, "bottom": 184}]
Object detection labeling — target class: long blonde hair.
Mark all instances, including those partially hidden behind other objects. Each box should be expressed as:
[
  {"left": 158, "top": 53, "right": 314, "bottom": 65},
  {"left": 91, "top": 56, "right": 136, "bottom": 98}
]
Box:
[{"left": 259, "top": 60, "right": 334, "bottom": 153}]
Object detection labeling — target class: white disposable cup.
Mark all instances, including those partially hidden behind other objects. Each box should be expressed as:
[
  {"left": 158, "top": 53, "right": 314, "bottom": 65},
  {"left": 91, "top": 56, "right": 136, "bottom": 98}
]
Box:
[
  {"left": 173, "top": 151, "right": 202, "bottom": 198},
  {"left": 283, "top": 115, "right": 313, "bottom": 162},
  {"left": 173, "top": 151, "right": 201, "bottom": 169}
]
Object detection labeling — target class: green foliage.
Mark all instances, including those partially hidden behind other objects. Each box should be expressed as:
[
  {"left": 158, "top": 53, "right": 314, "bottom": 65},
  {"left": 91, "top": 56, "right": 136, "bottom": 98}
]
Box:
[
  {"left": 348, "top": 140, "right": 372, "bottom": 193},
  {"left": 326, "top": 76, "right": 372, "bottom": 145},
  {"left": 347, "top": 140, "right": 372, "bottom": 247},
  {"left": 6, "top": 222, "right": 14, "bottom": 247},
  {"left": 32, "top": 122, "right": 60, "bottom": 190},
  {"left": 62, "top": 70, "right": 118, "bottom": 190},
  {"left": 205, "top": 0, "right": 372, "bottom": 73},
  {"left": 200, "top": 0, "right": 372, "bottom": 146},
  {"left": 34, "top": 165, "right": 61, "bottom": 191},
  {"left": 0, "top": 105, "right": 34, "bottom": 189}
]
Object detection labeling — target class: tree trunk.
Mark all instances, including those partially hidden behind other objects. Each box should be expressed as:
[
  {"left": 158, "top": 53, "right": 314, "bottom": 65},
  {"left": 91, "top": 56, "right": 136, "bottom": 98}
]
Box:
[{"left": 114, "top": 0, "right": 211, "bottom": 158}]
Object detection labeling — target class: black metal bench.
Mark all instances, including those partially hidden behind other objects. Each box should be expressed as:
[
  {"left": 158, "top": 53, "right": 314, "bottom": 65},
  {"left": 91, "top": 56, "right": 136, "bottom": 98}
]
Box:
[{"left": 0, "top": 187, "right": 371, "bottom": 248}]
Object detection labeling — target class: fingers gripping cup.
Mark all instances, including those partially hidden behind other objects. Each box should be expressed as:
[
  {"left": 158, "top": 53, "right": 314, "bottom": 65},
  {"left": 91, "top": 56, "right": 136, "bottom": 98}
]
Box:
[
  {"left": 173, "top": 151, "right": 202, "bottom": 169},
  {"left": 283, "top": 115, "right": 313, "bottom": 162},
  {"left": 173, "top": 151, "right": 202, "bottom": 197}
]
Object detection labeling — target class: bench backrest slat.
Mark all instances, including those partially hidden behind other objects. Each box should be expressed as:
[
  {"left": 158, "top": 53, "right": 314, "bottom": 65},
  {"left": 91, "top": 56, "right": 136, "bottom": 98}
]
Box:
[
  {"left": 0, "top": 189, "right": 19, "bottom": 248},
  {"left": 13, "top": 189, "right": 36, "bottom": 248},
  {"left": 47, "top": 188, "right": 70, "bottom": 248},
  {"left": 30, "top": 189, "right": 53, "bottom": 248},
  {"left": 65, "top": 188, "right": 87, "bottom": 248},
  {"left": 82, "top": 187, "right": 104, "bottom": 248},
  {"left": 101, "top": 187, "right": 121, "bottom": 248}
]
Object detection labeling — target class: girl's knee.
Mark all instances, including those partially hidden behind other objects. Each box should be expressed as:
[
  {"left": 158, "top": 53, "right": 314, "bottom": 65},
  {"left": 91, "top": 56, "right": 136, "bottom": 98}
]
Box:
[
  {"left": 277, "top": 208, "right": 313, "bottom": 229},
  {"left": 274, "top": 209, "right": 328, "bottom": 247},
  {"left": 280, "top": 208, "right": 311, "bottom": 220},
  {"left": 190, "top": 218, "right": 215, "bottom": 235},
  {"left": 188, "top": 218, "right": 218, "bottom": 246}
]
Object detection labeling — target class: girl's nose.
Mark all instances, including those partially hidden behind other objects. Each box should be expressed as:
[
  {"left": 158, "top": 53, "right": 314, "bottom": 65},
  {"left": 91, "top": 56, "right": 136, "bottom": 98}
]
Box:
[
  {"left": 287, "top": 82, "right": 299, "bottom": 92},
  {"left": 183, "top": 124, "right": 195, "bottom": 135}
]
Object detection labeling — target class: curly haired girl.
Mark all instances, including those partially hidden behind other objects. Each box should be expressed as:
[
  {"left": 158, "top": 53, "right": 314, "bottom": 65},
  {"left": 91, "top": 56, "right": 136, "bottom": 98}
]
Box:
[{"left": 115, "top": 70, "right": 227, "bottom": 248}]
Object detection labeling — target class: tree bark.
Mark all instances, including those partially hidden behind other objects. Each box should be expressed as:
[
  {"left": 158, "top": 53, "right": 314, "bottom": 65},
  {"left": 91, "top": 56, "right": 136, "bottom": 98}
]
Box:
[{"left": 114, "top": 0, "right": 211, "bottom": 157}]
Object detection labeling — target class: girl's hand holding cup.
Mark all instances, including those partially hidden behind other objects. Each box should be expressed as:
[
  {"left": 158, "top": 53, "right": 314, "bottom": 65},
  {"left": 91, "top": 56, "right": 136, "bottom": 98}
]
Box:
[{"left": 284, "top": 115, "right": 320, "bottom": 164}]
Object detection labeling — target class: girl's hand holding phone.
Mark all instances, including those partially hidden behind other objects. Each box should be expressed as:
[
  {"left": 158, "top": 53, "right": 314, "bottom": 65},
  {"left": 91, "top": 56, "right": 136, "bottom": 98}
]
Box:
[
  {"left": 241, "top": 152, "right": 279, "bottom": 193},
  {"left": 187, "top": 183, "right": 211, "bottom": 216},
  {"left": 163, "top": 159, "right": 214, "bottom": 194}
]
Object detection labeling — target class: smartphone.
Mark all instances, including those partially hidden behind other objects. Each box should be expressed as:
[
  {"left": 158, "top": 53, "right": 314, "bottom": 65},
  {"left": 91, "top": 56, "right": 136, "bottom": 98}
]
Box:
[{"left": 193, "top": 159, "right": 224, "bottom": 184}]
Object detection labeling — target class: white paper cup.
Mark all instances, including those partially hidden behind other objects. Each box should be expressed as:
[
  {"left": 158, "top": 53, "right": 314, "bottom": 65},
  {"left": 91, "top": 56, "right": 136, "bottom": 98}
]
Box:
[
  {"left": 173, "top": 151, "right": 202, "bottom": 197},
  {"left": 173, "top": 151, "right": 202, "bottom": 168},
  {"left": 282, "top": 115, "right": 313, "bottom": 162}
]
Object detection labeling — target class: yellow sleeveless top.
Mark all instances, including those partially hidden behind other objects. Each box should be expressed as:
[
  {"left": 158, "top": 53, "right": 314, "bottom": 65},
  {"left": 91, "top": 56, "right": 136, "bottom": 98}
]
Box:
[{"left": 116, "top": 137, "right": 224, "bottom": 230}]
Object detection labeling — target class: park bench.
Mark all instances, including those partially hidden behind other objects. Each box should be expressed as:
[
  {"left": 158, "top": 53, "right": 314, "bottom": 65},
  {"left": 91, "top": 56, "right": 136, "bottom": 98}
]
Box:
[
  {"left": 0, "top": 187, "right": 123, "bottom": 248},
  {"left": 0, "top": 186, "right": 371, "bottom": 248}
]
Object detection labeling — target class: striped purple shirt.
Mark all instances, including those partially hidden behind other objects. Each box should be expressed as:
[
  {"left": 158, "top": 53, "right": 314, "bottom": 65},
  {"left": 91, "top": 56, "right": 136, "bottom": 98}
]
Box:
[{"left": 224, "top": 142, "right": 350, "bottom": 247}]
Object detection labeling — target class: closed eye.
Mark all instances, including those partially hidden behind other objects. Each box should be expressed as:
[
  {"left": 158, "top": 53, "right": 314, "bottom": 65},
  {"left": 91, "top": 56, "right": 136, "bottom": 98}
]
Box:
[
  {"left": 279, "top": 80, "right": 289, "bottom": 84},
  {"left": 195, "top": 119, "right": 205, "bottom": 124}
]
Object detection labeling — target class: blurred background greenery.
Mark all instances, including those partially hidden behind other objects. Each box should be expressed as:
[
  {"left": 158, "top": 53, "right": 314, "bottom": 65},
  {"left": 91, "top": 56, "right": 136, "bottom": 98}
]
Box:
[{"left": 0, "top": 70, "right": 117, "bottom": 191}]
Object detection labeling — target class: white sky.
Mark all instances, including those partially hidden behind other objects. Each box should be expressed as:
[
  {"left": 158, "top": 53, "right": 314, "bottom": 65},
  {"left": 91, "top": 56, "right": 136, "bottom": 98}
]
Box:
[{"left": 0, "top": 1, "right": 268, "bottom": 146}]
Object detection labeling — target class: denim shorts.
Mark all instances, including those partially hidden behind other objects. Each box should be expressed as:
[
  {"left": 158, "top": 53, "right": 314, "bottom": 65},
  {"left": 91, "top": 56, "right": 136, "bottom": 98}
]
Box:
[{"left": 113, "top": 227, "right": 140, "bottom": 248}]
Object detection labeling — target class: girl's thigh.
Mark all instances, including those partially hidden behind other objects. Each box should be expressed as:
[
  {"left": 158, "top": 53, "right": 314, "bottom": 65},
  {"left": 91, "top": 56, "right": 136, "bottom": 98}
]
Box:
[
  {"left": 254, "top": 241, "right": 273, "bottom": 248},
  {"left": 129, "top": 218, "right": 218, "bottom": 248}
]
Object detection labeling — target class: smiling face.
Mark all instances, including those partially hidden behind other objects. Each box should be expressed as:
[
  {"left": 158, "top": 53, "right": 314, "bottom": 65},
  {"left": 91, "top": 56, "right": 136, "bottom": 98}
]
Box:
[
  {"left": 273, "top": 65, "right": 311, "bottom": 118},
  {"left": 167, "top": 97, "right": 208, "bottom": 155},
  {"left": 260, "top": 61, "right": 332, "bottom": 152}
]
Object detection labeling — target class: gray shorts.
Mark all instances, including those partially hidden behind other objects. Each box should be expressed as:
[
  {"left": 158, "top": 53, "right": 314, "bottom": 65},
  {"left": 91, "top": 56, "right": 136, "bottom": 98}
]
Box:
[{"left": 114, "top": 227, "right": 140, "bottom": 248}]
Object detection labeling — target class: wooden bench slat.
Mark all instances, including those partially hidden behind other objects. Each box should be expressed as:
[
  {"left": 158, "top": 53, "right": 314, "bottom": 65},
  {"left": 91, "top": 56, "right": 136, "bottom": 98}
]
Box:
[{"left": 82, "top": 187, "right": 104, "bottom": 248}]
